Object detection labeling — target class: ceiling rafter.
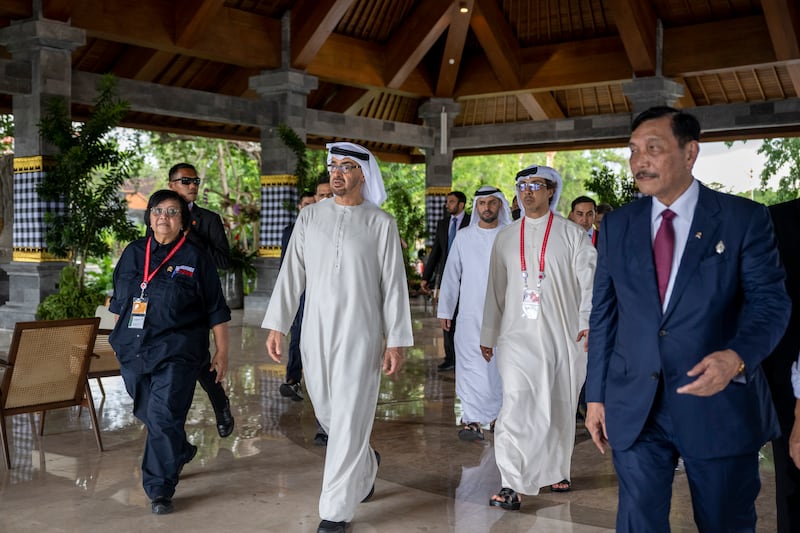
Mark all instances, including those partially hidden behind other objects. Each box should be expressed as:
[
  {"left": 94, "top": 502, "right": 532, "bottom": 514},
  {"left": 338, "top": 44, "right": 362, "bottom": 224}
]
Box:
[
  {"left": 606, "top": 0, "right": 657, "bottom": 75},
  {"left": 383, "top": 0, "right": 452, "bottom": 90},
  {"left": 290, "top": 0, "right": 356, "bottom": 69},
  {"left": 761, "top": 0, "right": 800, "bottom": 95},
  {"left": 516, "top": 92, "right": 565, "bottom": 120},
  {"left": 173, "top": 0, "right": 225, "bottom": 49},
  {"left": 436, "top": 0, "right": 474, "bottom": 97},
  {"left": 323, "top": 86, "right": 376, "bottom": 114},
  {"left": 470, "top": 0, "right": 522, "bottom": 90}
]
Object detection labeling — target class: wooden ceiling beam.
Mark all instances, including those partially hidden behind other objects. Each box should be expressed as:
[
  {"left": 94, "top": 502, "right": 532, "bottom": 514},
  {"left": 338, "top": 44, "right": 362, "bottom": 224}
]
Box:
[
  {"left": 113, "top": 48, "right": 165, "bottom": 80},
  {"left": 43, "top": 0, "right": 77, "bottom": 21},
  {"left": 291, "top": 0, "right": 356, "bottom": 69},
  {"left": 173, "top": 0, "right": 225, "bottom": 49},
  {"left": 65, "top": 0, "right": 280, "bottom": 68},
  {"left": 323, "top": 86, "right": 375, "bottom": 114},
  {"left": 516, "top": 92, "right": 565, "bottom": 120},
  {"left": 761, "top": 0, "right": 800, "bottom": 95},
  {"left": 306, "top": 33, "right": 434, "bottom": 96},
  {"left": 664, "top": 16, "right": 775, "bottom": 75},
  {"left": 0, "top": 0, "right": 30, "bottom": 18},
  {"left": 607, "top": 0, "right": 657, "bottom": 75},
  {"left": 436, "top": 0, "right": 473, "bottom": 97},
  {"left": 470, "top": 0, "right": 521, "bottom": 90},
  {"left": 384, "top": 0, "right": 452, "bottom": 90}
]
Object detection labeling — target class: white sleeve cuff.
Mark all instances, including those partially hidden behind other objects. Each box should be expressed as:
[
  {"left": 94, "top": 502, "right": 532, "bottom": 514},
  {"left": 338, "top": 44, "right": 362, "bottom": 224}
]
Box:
[{"left": 791, "top": 359, "right": 800, "bottom": 399}]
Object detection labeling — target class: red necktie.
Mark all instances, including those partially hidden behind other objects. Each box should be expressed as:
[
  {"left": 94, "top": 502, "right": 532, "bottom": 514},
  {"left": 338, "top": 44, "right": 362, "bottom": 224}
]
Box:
[{"left": 654, "top": 209, "right": 676, "bottom": 304}]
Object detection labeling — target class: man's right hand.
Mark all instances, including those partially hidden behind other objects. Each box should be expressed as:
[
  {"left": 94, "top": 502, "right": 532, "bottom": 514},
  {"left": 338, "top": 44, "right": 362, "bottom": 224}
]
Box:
[
  {"left": 439, "top": 318, "right": 451, "bottom": 331},
  {"left": 265, "top": 329, "right": 284, "bottom": 363},
  {"left": 585, "top": 402, "right": 609, "bottom": 454},
  {"left": 420, "top": 280, "right": 431, "bottom": 294}
]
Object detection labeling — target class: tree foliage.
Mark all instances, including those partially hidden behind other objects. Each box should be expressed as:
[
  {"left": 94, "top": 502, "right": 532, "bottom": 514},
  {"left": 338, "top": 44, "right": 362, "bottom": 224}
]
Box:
[
  {"left": 379, "top": 162, "right": 426, "bottom": 274},
  {"left": 756, "top": 138, "right": 800, "bottom": 202},
  {"left": 583, "top": 165, "right": 636, "bottom": 208},
  {"left": 37, "top": 74, "right": 139, "bottom": 288}
]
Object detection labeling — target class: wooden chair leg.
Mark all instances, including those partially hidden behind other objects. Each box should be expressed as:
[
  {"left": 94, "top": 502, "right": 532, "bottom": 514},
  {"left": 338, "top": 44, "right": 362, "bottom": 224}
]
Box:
[
  {"left": 95, "top": 377, "right": 106, "bottom": 398},
  {"left": 38, "top": 410, "right": 46, "bottom": 436},
  {"left": 0, "top": 413, "right": 10, "bottom": 469},
  {"left": 84, "top": 381, "right": 104, "bottom": 452}
]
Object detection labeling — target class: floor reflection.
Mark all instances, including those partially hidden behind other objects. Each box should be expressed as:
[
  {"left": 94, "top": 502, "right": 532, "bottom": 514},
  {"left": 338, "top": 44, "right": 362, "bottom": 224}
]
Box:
[{"left": 0, "top": 301, "right": 781, "bottom": 532}]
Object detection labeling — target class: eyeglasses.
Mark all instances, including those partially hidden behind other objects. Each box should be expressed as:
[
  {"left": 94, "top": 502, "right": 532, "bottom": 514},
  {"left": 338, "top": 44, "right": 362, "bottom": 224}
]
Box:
[
  {"left": 327, "top": 164, "right": 361, "bottom": 174},
  {"left": 517, "top": 182, "right": 548, "bottom": 192},
  {"left": 151, "top": 207, "right": 181, "bottom": 218},
  {"left": 170, "top": 177, "right": 201, "bottom": 186}
]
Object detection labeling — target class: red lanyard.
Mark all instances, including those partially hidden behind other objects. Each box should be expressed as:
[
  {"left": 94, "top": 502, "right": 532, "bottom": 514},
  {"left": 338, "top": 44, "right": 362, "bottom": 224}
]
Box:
[
  {"left": 520, "top": 212, "right": 554, "bottom": 287},
  {"left": 140, "top": 235, "right": 186, "bottom": 292},
  {"left": 591, "top": 229, "right": 597, "bottom": 246}
]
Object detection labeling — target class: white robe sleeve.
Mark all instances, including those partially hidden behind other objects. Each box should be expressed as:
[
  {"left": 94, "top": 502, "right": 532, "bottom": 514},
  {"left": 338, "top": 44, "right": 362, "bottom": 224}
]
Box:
[
  {"left": 437, "top": 232, "right": 463, "bottom": 320},
  {"left": 480, "top": 232, "right": 507, "bottom": 347},
  {"left": 379, "top": 217, "right": 414, "bottom": 348},
  {"left": 573, "top": 231, "right": 598, "bottom": 331}
]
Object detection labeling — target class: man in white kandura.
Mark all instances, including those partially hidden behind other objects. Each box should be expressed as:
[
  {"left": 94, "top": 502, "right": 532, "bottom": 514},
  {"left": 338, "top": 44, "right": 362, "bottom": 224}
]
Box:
[
  {"left": 262, "top": 142, "right": 413, "bottom": 533},
  {"left": 438, "top": 186, "right": 511, "bottom": 441},
  {"left": 480, "top": 164, "right": 596, "bottom": 509}
]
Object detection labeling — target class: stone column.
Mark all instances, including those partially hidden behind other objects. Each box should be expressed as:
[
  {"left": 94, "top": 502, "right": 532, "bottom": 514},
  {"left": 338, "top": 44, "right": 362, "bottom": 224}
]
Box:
[
  {"left": 622, "top": 76, "right": 684, "bottom": 116},
  {"left": 0, "top": 18, "right": 85, "bottom": 328},
  {"left": 418, "top": 98, "right": 460, "bottom": 247},
  {"left": 246, "top": 68, "right": 317, "bottom": 315}
]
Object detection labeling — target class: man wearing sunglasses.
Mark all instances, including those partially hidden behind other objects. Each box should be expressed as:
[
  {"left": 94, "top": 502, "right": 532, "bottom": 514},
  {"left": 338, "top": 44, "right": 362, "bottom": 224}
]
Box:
[
  {"left": 480, "top": 164, "right": 596, "bottom": 508},
  {"left": 168, "top": 163, "right": 234, "bottom": 439}
]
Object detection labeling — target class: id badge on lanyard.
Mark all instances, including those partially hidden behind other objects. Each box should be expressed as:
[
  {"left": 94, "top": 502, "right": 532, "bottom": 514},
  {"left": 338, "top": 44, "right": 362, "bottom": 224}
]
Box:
[
  {"left": 520, "top": 213, "right": 553, "bottom": 320},
  {"left": 131, "top": 235, "right": 187, "bottom": 330}
]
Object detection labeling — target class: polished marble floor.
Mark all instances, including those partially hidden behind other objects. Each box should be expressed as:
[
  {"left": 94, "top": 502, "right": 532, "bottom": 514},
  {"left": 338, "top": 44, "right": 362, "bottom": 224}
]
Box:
[{"left": 0, "top": 299, "right": 781, "bottom": 532}]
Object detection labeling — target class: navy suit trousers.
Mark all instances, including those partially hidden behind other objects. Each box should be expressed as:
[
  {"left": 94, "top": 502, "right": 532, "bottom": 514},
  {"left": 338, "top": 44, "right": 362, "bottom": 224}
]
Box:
[{"left": 613, "top": 381, "right": 759, "bottom": 533}]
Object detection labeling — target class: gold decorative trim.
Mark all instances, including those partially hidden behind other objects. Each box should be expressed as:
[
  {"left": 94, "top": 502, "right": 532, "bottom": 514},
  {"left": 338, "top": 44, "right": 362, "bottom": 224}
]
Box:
[
  {"left": 259, "top": 246, "right": 281, "bottom": 258},
  {"left": 426, "top": 186, "right": 452, "bottom": 196},
  {"left": 261, "top": 175, "right": 297, "bottom": 187},
  {"left": 13, "top": 156, "right": 55, "bottom": 173},
  {"left": 12, "top": 248, "right": 67, "bottom": 262}
]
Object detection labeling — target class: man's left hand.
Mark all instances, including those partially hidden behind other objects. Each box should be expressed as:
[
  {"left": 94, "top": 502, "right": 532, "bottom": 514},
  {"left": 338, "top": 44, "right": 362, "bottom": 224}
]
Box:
[
  {"left": 677, "top": 349, "right": 743, "bottom": 397},
  {"left": 576, "top": 329, "right": 589, "bottom": 351},
  {"left": 210, "top": 350, "right": 229, "bottom": 382},
  {"left": 383, "top": 347, "right": 404, "bottom": 377}
]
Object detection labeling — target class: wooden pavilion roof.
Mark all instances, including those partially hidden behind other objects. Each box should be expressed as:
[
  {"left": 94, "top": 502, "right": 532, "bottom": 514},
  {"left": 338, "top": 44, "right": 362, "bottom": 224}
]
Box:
[{"left": 1, "top": 0, "right": 799, "bottom": 162}]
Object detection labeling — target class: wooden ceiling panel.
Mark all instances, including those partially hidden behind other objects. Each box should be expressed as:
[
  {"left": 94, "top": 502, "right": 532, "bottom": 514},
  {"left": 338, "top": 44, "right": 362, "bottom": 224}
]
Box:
[{"left": 2, "top": 0, "right": 799, "bottom": 158}]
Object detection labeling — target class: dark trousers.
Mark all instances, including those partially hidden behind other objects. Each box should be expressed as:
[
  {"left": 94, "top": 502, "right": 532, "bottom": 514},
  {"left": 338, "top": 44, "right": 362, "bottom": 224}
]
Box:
[
  {"left": 121, "top": 359, "right": 200, "bottom": 500},
  {"left": 442, "top": 303, "right": 458, "bottom": 365},
  {"left": 613, "top": 382, "right": 759, "bottom": 533},
  {"left": 285, "top": 294, "right": 305, "bottom": 384},
  {"left": 772, "top": 429, "right": 800, "bottom": 533},
  {"left": 197, "top": 365, "right": 229, "bottom": 415}
]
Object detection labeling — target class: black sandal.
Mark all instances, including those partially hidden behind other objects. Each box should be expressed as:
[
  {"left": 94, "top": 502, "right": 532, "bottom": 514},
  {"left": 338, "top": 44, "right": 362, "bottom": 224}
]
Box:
[
  {"left": 550, "top": 479, "right": 571, "bottom": 492},
  {"left": 489, "top": 487, "right": 521, "bottom": 510},
  {"left": 458, "top": 422, "right": 485, "bottom": 441}
]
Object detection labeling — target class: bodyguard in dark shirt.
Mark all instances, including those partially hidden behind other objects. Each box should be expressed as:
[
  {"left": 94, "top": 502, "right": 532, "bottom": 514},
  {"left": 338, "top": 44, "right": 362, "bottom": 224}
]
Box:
[{"left": 110, "top": 190, "right": 230, "bottom": 515}]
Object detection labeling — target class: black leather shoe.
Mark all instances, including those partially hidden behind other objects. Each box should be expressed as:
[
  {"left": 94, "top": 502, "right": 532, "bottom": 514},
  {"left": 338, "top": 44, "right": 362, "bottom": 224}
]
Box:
[
  {"left": 151, "top": 496, "right": 173, "bottom": 515},
  {"left": 317, "top": 519, "right": 347, "bottom": 532},
  {"left": 314, "top": 431, "right": 328, "bottom": 446},
  {"left": 216, "top": 398, "right": 234, "bottom": 438},
  {"left": 178, "top": 444, "right": 197, "bottom": 475},
  {"left": 438, "top": 361, "right": 455, "bottom": 371}
]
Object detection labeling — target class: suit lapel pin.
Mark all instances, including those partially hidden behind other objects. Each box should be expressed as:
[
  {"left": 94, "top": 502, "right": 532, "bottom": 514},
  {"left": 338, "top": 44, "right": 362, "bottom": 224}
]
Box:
[
  {"left": 695, "top": 231, "right": 702, "bottom": 239},
  {"left": 715, "top": 241, "right": 725, "bottom": 254}
]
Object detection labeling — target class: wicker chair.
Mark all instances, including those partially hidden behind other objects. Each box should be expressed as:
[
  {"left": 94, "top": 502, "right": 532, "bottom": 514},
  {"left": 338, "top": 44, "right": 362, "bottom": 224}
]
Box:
[{"left": 0, "top": 318, "right": 102, "bottom": 469}]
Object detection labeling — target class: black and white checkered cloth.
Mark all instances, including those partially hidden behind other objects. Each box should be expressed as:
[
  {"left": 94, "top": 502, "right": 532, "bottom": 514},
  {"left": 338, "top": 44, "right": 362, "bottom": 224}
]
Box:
[
  {"left": 12, "top": 169, "right": 65, "bottom": 249},
  {"left": 425, "top": 194, "right": 447, "bottom": 248},
  {"left": 260, "top": 184, "right": 296, "bottom": 248}
]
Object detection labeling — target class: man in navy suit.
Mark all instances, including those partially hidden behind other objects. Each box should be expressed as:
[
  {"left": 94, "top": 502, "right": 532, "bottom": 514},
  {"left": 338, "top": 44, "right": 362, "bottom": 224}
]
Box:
[{"left": 585, "top": 106, "right": 790, "bottom": 532}]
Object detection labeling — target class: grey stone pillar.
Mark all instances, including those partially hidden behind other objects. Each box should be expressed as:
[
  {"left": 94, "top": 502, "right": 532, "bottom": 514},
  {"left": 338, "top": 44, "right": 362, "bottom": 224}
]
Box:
[
  {"left": 245, "top": 68, "right": 317, "bottom": 317},
  {"left": 0, "top": 18, "right": 84, "bottom": 326},
  {"left": 419, "top": 98, "right": 460, "bottom": 247},
  {"left": 622, "top": 77, "right": 684, "bottom": 116}
]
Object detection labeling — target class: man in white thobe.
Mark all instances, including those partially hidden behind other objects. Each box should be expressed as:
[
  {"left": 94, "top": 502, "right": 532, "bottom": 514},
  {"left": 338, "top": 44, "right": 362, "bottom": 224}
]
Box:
[
  {"left": 262, "top": 142, "right": 413, "bottom": 533},
  {"left": 480, "top": 165, "right": 596, "bottom": 510},
  {"left": 438, "top": 186, "right": 510, "bottom": 441}
]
